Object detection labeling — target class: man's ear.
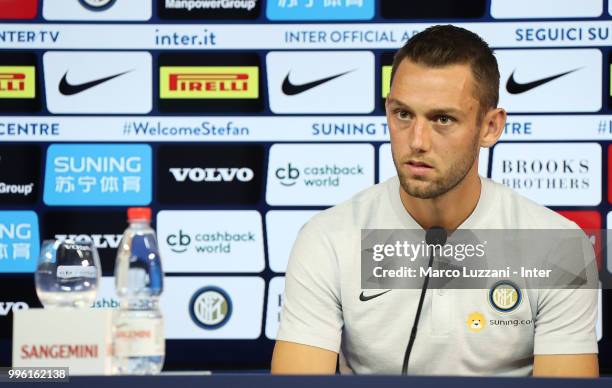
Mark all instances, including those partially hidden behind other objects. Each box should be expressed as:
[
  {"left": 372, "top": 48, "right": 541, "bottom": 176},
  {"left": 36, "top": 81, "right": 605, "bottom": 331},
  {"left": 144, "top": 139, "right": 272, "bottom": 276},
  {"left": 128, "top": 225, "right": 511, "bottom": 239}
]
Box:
[{"left": 479, "top": 108, "right": 506, "bottom": 148}]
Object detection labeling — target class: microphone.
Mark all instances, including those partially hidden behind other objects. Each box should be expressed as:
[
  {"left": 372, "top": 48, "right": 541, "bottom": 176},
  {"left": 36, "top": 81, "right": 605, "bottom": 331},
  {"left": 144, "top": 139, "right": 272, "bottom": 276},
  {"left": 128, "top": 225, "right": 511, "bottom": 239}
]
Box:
[{"left": 402, "top": 226, "right": 448, "bottom": 375}]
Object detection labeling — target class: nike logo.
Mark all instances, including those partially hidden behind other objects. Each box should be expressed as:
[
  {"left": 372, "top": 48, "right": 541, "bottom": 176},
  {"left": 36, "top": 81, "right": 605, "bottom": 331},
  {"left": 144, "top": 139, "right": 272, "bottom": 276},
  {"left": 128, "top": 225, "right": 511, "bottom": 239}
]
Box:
[
  {"left": 359, "top": 290, "right": 390, "bottom": 302},
  {"left": 506, "top": 68, "right": 580, "bottom": 94},
  {"left": 59, "top": 70, "right": 131, "bottom": 96},
  {"left": 282, "top": 70, "right": 353, "bottom": 96}
]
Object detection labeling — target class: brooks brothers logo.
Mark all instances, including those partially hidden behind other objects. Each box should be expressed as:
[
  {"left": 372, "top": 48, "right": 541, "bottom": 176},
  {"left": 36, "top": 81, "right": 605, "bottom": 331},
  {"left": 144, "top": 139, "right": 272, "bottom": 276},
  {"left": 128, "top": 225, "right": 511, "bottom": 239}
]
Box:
[
  {"left": 190, "top": 287, "right": 232, "bottom": 330},
  {"left": 79, "top": 0, "right": 117, "bottom": 11},
  {"left": 282, "top": 70, "right": 352, "bottom": 96},
  {"left": 0, "top": 66, "right": 35, "bottom": 99},
  {"left": 59, "top": 70, "right": 130, "bottom": 96},
  {"left": 506, "top": 68, "right": 580, "bottom": 94},
  {"left": 160, "top": 66, "right": 259, "bottom": 99},
  {"left": 489, "top": 281, "right": 522, "bottom": 313},
  {"left": 275, "top": 163, "right": 364, "bottom": 187},
  {"left": 467, "top": 312, "right": 486, "bottom": 333},
  {"left": 359, "top": 290, "right": 390, "bottom": 302}
]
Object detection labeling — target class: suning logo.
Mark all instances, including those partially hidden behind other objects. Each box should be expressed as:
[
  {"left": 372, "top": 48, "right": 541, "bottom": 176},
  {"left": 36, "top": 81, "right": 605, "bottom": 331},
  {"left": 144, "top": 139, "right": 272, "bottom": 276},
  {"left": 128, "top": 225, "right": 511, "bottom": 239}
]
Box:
[
  {"left": 54, "top": 156, "right": 142, "bottom": 173},
  {"left": 0, "top": 211, "right": 39, "bottom": 272},
  {"left": 44, "top": 144, "right": 152, "bottom": 206},
  {"left": 169, "top": 167, "right": 254, "bottom": 183}
]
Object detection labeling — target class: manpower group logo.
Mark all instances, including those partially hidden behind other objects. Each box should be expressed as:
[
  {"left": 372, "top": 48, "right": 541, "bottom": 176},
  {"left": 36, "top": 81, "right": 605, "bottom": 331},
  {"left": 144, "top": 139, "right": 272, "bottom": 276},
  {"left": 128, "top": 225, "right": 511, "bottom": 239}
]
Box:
[
  {"left": 266, "top": 144, "right": 374, "bottom": 206},
  {"left": 158, "top": 0, "right": 261, "bottom": 19},
  {"left": 0, "top": 211, "right": 39, "bottom": 273},
  {"left": 43, "top": 144, "right": 152, "bottom": 206}
]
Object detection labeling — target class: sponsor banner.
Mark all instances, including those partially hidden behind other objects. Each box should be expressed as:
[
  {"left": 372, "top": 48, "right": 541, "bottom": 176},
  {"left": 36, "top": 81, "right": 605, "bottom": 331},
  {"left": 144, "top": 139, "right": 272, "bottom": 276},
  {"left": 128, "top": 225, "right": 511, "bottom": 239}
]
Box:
[
  {"left": 608, "top": 52, "right": 612, "bottom": 110},
  {"left": 158, "top": 53, "right": 262, "bottom": 113},
  {"left": 267, "top": 51, "right": 374, "bottom": 114},
  {"left": 496, "top": 49, "right": 601, "bottom": 113},
  {"left": 381, "top": 0, "right": 485, "bottom": 19},
  {"left": 0, "top": 211, "right": 39, "bottom": 273},
  {"left": 0, "top": 276, "right": 41, "bottom": 339},
  {"left": 43, "top": 144, "right": 152, "bottom": 206},
  {"left": 491, "top": 0, "right": 602, "bottom": 19},
  {"left": 3, "top": 22, "right": 612, "bottom": 49},
  {"left": 378, "top": 144, "right": 489, "bottom": 182},
  {"left": 157, "top": 210, "right": 265, "bottom": 273},
  {"left": 0, "top": 145, "right": 40, "bottom": 205},
  {"left": 609, "top": 145, "right": 612, "bottom": 204},
  {"left": 42, "top": 211, "right": 125, "bottom": 276},
  {"left": 557, "top": 211, "right": 602, "bottom": 270},
  {"left": 265, "top": 210, "right": 318, "bottom": 273},
  {"left": 43, "top": 0, "right": 152, "bottom": 21},
  {"left": 265, "top": 276, "right": 285, "bottom": 340},
  {"left": 0, "top": 52, "right": 41, "bottom": 113},
  {"left": 157, "top": 144, "right": 264, "bottom": 205},
  {"left": 0, "top": 0, "right": 37, "bottom": 19},
  {"left": 162, "top": 277, "right": 264, "bottom": 339},
  {"left": 608, "top": 212, "right": 612, "bottom": 274},
  {"left": 4, "top": 116, "right": 612, "bottom": 142},
  {"left": 90, "top": 277, "right": 119, "bottom": 309},
  {"left": 267, "top": 0, "right": 373, "bottom": 21},
  {"left": 267, "top": 143, "right": 375, "bottom": 206},
  {"left": 158, "top": 0, "right": 261, "bottom": 20},
  {"left": 43, "top": 51, "right": 152, "bottom": 114},
  {"left": 491, "top": 143, "right": 601, "bottom": 206}
]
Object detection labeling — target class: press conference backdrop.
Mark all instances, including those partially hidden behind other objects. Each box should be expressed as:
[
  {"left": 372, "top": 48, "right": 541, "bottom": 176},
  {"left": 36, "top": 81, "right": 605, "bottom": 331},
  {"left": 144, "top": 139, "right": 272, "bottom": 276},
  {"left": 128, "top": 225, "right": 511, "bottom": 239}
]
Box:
[{"left": 0, "top": 0, "right": 612, "bottom": 372}]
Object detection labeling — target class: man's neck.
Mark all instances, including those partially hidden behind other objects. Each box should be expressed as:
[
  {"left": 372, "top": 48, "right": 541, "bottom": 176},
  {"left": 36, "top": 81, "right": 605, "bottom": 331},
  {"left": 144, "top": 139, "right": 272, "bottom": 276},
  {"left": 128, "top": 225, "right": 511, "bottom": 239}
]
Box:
[{"left": 399, "top": 169, "right": 482, "bottom": 231}]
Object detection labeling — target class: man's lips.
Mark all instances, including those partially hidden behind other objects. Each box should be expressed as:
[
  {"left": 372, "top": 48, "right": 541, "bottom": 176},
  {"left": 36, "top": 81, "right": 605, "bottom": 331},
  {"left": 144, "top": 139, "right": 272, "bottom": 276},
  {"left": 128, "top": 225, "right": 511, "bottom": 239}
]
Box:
[{"left": 404, "top": 160, "right": 433, "bottom": 175}]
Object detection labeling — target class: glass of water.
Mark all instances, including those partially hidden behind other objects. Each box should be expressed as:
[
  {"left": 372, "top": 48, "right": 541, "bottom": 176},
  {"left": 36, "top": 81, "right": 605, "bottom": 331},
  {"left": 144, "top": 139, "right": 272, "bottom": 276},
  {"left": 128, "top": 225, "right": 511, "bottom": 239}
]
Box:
[{"left": 35, "top": 239, "right": 101, "bottom": 308}]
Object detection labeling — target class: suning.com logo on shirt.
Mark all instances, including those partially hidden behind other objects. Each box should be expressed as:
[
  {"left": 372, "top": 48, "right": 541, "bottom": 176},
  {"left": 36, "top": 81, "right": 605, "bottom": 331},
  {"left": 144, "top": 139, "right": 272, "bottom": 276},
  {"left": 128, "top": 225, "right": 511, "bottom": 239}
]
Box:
[
  {"left": 43, "top": 144, "right": 152, "bottom": 206},
  {"left": 0, "top": 211, "right": 39, "bottom": 273}
]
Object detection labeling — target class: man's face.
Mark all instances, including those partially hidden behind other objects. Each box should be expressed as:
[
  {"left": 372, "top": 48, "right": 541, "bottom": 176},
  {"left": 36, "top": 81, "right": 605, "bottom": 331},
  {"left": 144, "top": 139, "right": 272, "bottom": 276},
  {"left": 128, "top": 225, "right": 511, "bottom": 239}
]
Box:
[{"left": 386, "top": 59, "right": 482, "bottom": 199}]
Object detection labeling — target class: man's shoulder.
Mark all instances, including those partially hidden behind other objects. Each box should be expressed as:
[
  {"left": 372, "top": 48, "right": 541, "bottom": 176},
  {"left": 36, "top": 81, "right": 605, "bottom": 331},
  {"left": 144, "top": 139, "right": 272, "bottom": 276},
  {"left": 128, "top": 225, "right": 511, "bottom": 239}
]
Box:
[{"left": 483, "top": 177, "right": 579, "bottom": 230}]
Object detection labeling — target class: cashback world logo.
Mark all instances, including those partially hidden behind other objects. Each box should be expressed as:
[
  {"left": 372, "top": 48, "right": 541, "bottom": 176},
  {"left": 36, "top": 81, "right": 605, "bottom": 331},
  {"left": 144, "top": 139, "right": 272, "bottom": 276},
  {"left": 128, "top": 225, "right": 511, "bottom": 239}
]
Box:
[
  {"left": 267, "top": 144, "right": 374, "bottom": 206},
  {"left": 0, "top": 211, "right": 39, "bottom": 273},
  {"left": 43, "top": 144, "right": 152, "bottom": 206},
  {"left": 158, "top": 210, "right": 265, "bottom": 273},
  {"left": 275, "top": 163, "right": 364, "bottom": 187}
]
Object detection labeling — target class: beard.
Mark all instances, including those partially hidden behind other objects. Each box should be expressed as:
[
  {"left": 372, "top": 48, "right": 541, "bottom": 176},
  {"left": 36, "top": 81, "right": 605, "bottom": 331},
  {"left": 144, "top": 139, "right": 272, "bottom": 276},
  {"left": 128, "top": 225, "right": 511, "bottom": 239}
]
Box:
[{"left": 396, "top": 140, "right": 479, "bottom": 199}]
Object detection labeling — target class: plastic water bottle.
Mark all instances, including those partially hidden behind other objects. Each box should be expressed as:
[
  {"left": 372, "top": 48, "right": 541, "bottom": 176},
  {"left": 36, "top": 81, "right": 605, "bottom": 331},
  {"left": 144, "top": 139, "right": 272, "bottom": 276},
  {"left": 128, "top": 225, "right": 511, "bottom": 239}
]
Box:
[{"left": 113, "top": 207, "right": 165, "bottom": 375}]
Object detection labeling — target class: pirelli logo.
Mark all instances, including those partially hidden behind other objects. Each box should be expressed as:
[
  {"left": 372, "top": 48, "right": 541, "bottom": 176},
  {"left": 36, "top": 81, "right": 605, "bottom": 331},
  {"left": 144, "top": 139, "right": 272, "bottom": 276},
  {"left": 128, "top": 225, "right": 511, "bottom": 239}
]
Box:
[
  {"left": 0, "top": 66, "right": 35, "bottom": 99},
  {"left": 160, "top": 66, "right": 259, "bottom": 99},
  {"left": 381, "top": 65, "right": 391, "bottom": 98}
]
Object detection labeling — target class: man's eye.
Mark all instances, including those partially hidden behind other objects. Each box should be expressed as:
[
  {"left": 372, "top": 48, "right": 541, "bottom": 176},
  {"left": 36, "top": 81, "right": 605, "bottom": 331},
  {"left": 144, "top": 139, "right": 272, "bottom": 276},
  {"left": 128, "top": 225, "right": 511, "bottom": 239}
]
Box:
[
  {"left": 436, "top": 115, "right": 453, "bottom": 125},
  {"left": 395, "top": 110, "right": 410, "bottom": 120}
]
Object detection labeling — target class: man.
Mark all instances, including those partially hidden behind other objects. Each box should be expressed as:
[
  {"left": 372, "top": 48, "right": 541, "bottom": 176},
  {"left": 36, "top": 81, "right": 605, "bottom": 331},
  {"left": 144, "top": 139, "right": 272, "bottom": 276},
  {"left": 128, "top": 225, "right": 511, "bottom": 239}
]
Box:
[{"left": 271, "top": 25, "right": 599, "bottom": 376}]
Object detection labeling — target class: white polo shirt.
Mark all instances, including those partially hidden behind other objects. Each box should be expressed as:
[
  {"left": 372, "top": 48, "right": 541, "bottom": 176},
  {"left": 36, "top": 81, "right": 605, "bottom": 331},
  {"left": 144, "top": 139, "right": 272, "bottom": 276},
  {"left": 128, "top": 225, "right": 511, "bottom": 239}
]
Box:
[{"left": 276, "top": 176, "right": 598, "bottom": 375}]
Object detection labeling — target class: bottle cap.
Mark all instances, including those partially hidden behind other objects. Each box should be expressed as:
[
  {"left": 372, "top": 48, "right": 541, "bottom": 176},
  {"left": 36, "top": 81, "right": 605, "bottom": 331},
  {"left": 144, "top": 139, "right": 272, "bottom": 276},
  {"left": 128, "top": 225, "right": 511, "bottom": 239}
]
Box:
[{"left": 127, "top": 207, "right": 151, "bottom": 222}]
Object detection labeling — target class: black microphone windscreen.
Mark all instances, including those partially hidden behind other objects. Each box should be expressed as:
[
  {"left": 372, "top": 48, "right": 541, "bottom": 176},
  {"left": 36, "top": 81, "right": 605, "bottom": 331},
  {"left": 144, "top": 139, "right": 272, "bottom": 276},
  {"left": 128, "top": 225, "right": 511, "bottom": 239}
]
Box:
[{"left": 425, "top": 226, "right": 447, "bottom": 246}]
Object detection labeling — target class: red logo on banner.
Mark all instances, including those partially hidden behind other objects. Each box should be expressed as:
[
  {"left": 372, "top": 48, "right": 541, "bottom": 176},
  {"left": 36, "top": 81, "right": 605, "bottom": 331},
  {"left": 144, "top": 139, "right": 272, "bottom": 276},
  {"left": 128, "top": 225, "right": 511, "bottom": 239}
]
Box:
[
  {"left": 609, "top": 144, "right": 612, "bottom": 205},
  {"left": 557, "top": 210, "right": 602, "bottom": 270},
  {"left": 0, "top": 0, "right": 37, "bottom": 19}
]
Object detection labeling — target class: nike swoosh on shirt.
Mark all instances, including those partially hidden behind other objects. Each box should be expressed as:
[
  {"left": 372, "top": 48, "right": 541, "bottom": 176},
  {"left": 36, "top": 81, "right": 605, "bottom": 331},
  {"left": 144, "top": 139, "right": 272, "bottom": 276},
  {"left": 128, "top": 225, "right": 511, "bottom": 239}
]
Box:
[
  {"left": 359, "top": 290, "right": 391, "bottom": 302},
  {"left": 505, "top": 68, "right": 580, "bottom": 94},
  {"left": 281, "top": 70, "right": 353, "bottom": 96},
  {"left": 59, "top": 70, "right": 131, "bottom": 96}
]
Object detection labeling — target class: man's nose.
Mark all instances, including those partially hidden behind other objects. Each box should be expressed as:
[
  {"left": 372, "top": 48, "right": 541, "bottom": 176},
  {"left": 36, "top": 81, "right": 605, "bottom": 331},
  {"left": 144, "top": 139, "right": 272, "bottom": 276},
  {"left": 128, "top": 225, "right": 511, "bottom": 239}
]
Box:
[{"left": 409, "top": 118, "right": 431, "bottom": 153}]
